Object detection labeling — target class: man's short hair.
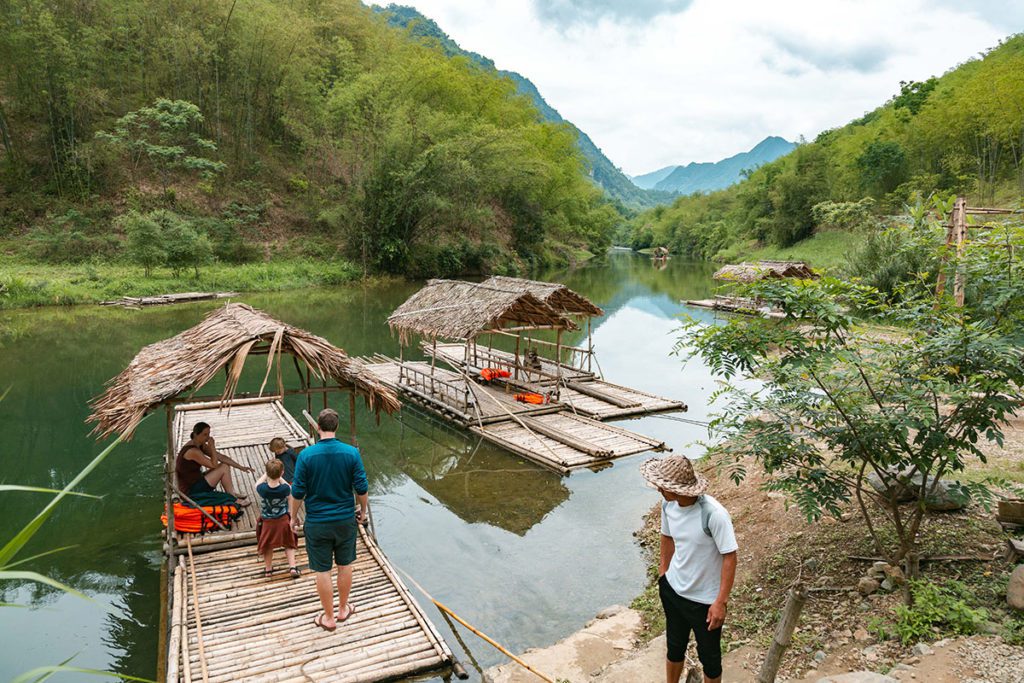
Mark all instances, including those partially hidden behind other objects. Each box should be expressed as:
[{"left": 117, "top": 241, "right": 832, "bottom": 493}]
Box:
[
  {"left": 268, "top": 437, "right": 287, "bottom": 452},
  {"left": 317, "top": 408, "right": 340, "bottom": 432}
]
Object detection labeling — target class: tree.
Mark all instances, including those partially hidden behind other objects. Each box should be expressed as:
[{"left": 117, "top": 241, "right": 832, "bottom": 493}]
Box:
[
  {"left": 150, "top": 210, "right": 212, "bottom": 277},
  {"left": 681, "top": 274, "right": 1024, "bottom": 570},
  {"left": 95, "top": 99, "right": 225, "bottom": 191},
  {"left": 118, "top": 211, "right": 167, "bottom": 276},
  {"left": 857, "top": 140, "right": 907, "bottom": 196}
]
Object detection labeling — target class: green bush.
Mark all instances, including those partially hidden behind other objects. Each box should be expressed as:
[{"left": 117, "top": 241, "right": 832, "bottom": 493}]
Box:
[
  {"left": 870, "top": 580, "right": 988, "bottom": 645},
  {"left": 29, "top": 209, "right": 121, "bottom": 263},
  {"left": 119, "top": 211, "right": 167, "bottom": 276},
  {"left": 150, "top": 210, "right": 213, "bottom": 277}
]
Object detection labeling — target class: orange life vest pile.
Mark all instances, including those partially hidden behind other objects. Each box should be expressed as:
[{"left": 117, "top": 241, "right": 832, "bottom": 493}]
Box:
[
  {"left": 161, "top": 503, "right": 241, "bottom": 534},
  {"left": 514, "top": 392, "right": 548, "bottom": 405},
  {"left": 480, "top": 368, "right": 511, "bottom": 382}
]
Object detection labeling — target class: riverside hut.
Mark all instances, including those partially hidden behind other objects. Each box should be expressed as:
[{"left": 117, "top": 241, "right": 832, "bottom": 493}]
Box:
[{"left": 89, "top": 303, "right": 461, "bottom": 683}]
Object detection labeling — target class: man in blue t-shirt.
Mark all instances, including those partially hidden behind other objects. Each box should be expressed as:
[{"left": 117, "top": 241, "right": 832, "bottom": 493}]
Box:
[{"left": 289, "top": 408, "right": 369, "bottom": 632}]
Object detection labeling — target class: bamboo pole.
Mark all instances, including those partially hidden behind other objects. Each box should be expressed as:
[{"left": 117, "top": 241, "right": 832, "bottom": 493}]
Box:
[
  {"left": 165, "top": 405, "right": 177, "bottom": 556},
  {"left": 349, "top": 389, "right": 358, "bottom": 447},
  {"left": 394, "top": 566, "right": 554, "bottom": 683},
  {"left": 756, "top": 583, "right": 807, "bottom": 683},
  {"left": 167, "top": 565, "right": 182, "bottom": 683},
  {"left": 186, "top": 536, "right": 211, "bottom": 683},
  {"left": 953, "top": 196, "right": 967, "bottom": 307}
]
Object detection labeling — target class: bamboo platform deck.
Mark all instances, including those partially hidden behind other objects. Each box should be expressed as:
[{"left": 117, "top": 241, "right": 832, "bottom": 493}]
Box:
[
  {"left": 685, "top": 297, "right": 785, "bottom": 319},
  {"left": 358, "top": 357, "right": 561, "bottom": 425},
  {"left": 424, "top": 342, "right": 686, "bottom": 420},
  {"left": 469, "top": 412, "right": 666, "bottom": 475},
  {"left": 100, "top": 291, "right": 236, "bottom": 308},
  {"left": 164, "top": 398, "right": 455, "bottom": 682}
]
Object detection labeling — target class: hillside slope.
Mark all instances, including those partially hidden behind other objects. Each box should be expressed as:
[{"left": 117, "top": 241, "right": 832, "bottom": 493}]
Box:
[
  {"left": 653, "top": 136, "right": 795, "bottom": 193},
  {"left": 378, "top": 4, "right": 674, "bottom": 209},
  {"left": 626, "top": 34, "right": 1024, "bottom": 261},
  {"left": 0, "top": 0, "right": 618, "bottom": 286}
]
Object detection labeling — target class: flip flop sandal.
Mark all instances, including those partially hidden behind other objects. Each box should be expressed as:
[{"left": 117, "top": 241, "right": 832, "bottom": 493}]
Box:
[
  {"left": 264, "top": 568, "right": 274, "bottom": 578},
  {"left": 314, "top": 613, "right": 336, "bottom": 632},
  {"left": 338, "top": 603, "right": 357, "bottom": 623},
  {"left": 289, "top": 566, "right": 301, "bottom": 579}
]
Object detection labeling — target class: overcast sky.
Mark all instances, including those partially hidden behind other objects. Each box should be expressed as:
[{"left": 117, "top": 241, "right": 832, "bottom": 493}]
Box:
[{"left": 378, "top": 0, "right": 1022, "bottom": 176}]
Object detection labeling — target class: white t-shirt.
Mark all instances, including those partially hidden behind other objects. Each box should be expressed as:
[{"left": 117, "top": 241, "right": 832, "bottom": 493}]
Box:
[{"left": 661, "top": 494, "right": 738, "bottom": 605}]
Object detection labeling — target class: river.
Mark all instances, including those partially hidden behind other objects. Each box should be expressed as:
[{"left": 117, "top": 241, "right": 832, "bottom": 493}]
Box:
[{"left": 0, "top": 252, "right": 727, "bottom": 681}]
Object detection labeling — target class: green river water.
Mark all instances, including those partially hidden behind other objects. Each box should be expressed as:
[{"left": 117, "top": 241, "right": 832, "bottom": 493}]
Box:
[{"left": 0, "top": 252, "right": 728, "bottom": 681}]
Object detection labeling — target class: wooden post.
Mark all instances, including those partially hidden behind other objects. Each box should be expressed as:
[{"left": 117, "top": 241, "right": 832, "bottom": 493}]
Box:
[
  {"left": 305, "top": 367, "right": 313, "bottom": 439},
  {"left": 514, "top": 334, "right": 520, "bottom": 381},
  {"left": 349, "top": 389, "right": 358, "bottom": 447},
  {"left": 586, "top": 318, "right": 593, "bottom": 374},
  {"left": 756, "top": 583, "right": 807, "bottom": 683},
  {"left": 165, "top": 404, "right": 176, "bottom": 556},
  {"left": 953, "top": 196, "right": 967, "bottom": 307},
  {"left": 554, "top": 328, "right": 562, "bottom": 401}
]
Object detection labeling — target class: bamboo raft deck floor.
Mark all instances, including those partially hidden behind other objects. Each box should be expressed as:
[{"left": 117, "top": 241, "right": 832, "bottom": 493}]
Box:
[
  {"left": 470, "top": 412, "right": 667, "bottom": 474},
  {"left": 426, "top": 342, "right": 687, "bottom": 420},
  {"left": 166, "top": 399, "right": 454, "bottom": 682},
  {"left": 357, "top": 358, "right": 562, "bottom": 424}
]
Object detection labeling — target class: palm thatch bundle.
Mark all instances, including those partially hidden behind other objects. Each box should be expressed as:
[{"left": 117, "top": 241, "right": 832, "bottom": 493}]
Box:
[
  {"left": 387, "top": 279, "right": 576, "bottom": 344},
  {"left": 712, "top": 261, "right": 818, "bottom": 283},
  {"left": 89, "top": 303, "right": 400, "bottom": 439},
  {"left": 482, "top": 275, "right": 603, "bottom": 317}
]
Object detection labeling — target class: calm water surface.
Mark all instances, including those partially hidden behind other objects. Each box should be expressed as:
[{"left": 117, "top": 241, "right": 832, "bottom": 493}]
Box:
[{"left": 0, "top": 253, "right": 732, "bottom": 681}]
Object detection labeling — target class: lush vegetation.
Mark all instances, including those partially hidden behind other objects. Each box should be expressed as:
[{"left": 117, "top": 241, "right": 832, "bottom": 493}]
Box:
[
  {"left": 626, "top": 35, "right": 1024, "bottom": 264},
  {"left": 682, "top": 210, "right": 1024, "bottom": 568},
  {"left": 0, "top": 0, "right": 618, "bottom": 303}
]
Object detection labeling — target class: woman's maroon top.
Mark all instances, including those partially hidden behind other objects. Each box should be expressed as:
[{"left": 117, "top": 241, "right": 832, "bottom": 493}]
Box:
[{"left": 175, "top": 443, "right": 203, "bottom": 492}]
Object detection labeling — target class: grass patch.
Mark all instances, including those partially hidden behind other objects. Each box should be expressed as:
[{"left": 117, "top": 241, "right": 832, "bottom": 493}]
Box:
[
  {"left": 713, "top": 230, "right": 861, "bottom": 272},
  {"left": 0, "top": 259, "right": 362, "bottom": 309}
]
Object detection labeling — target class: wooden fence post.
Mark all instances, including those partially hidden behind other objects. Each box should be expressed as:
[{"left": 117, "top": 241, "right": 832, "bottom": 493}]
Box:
[{"left": 756, "top": 583, "right": 808, "bottom": 683}]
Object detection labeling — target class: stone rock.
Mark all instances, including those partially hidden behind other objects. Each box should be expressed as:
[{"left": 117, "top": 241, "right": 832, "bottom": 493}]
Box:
[
  {"left": 865, "top": 470, "right": 968, "bottom": 511},
  {"left": 814, "top": 650, "right": 827, "bottom": 663},
  {"left": 870, "top": 561, "right": 891, "bottom": 578},
  {"left": 595, "top": 605, "right": 625, "bottom": 619},
  {"left": 880, "top": 578, "right": 894, "bottom": 592},
  {"left": 858, "top": 577, "right": 881, "bottom": 595},
  {"left": 888, "top": 664, "right": 914, "bottom": 674},
  {"left": 933, "top": 638, "right": 951, "bottom": 648},
  {"left": 816, "top": 674, "right": 898, "bottom": 683},
  {"left": 853, "top": 628, "right": 870, "bottom": 642},
  {"left": 883, "top": 565, "right": 907, "bottom": 585},
  {"left": 863, "top": 645, "right": 880, "bottom": 662},
  {"left": 804, "top": 557, "right": 821, "bottom": 572},
  {"left": 911, "top": 643, "right": 932, "bottom": 656},
  {"left": 1008, "top": 564, "right": 1024, "bottom": 611}
]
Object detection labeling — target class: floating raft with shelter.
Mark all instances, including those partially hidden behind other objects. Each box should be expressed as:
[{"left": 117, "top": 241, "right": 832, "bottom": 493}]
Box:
[
  {"left": 88, "top": 303, "right": 460, "bottom": 683},
  {"left": 686, "top": 260, "right": 818, "bottom": 316},
  {"left": 358, "top": 276, "right": 684, "bottom": 474}
]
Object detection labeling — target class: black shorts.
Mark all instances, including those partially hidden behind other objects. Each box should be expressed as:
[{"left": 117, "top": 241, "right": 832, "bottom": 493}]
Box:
[
  {"left": 304, "top": 518, "right": 358, "bottom": 572},
  {"left": 658, "top": 575, "right": 723, "bottom": 678}
]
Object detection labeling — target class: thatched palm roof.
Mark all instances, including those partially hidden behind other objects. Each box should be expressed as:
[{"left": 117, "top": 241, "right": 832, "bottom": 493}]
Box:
[
  {"left": 89, "top": 303, "right": 400, "bottom": 439},
  {"left": 482, "top": 276, "right": 604, "bottom": 317},
  {"left": 387, "top": 279, "right": 577, "bottom": 343},
  {"left": 713, "top": 261, "right": 818, "bottom": 283}
]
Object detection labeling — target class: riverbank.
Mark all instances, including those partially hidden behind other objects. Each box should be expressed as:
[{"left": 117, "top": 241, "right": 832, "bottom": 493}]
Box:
[
  {"left": 488, "top": 418, "right": 1024, "bottom": 682},
  {"left": 0, "top": 259, "right": 374, "bottom": 309}
]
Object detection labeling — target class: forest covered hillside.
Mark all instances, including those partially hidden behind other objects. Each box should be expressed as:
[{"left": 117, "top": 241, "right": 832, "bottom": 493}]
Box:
[
  {"left": 0, "top": 0, "right": 621, "bottom": 291},
  {"left": 625, "top": 34, "right": 1024, "bottom": 262},
  {"left": 632, "top": 136, "right": 796, "bottom": 193},
  {"left": 377, "top": 4, "right": 676, "bottom": 209}
]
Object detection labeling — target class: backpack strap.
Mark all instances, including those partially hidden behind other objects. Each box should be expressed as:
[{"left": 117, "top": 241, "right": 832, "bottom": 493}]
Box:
[{"left": 696, "top": 495, "right": 713, "bottom": 537}]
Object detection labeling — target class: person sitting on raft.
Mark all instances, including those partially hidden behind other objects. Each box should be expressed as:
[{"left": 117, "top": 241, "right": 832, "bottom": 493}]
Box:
[{"left": 175, "top": 421, "right": 254, "bottom": 507}]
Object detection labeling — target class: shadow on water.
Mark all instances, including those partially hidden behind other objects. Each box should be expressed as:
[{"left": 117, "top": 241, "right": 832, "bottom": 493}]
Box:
[{"left": 1, "top": 252, "right": 732, "bottom": 681}]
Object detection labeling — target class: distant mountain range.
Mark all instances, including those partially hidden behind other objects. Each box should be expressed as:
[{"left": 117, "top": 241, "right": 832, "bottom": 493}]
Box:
[
  {"left": 378, "top": 5, "right": 674, "bottom": 208},
  {"left": 632, "top": 136, "right": 796, "bottom": 194}
]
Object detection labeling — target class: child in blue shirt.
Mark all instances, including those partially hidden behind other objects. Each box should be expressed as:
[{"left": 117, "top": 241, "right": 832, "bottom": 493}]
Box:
[{"left": 255, "top": 459, "right": 299, "bottom": 578}]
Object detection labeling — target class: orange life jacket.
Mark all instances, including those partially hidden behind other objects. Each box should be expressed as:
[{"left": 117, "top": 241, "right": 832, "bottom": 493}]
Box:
[
  {"left": 514, "top": 392, "right": 547, "bottom": 405},
  {"left": 480, "top": 368, "right": 511, "bottom": 382},
  {"left": 161, "top": 503, "right": 241, "bottom": 534}
]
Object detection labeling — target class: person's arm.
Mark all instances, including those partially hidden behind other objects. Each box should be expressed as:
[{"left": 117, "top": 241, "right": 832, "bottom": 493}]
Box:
[
  {"left": 659, "top": 534, "right": 674, "bottom": 577},
  {"left": 707, "top": 551, "right": 737, "bottom": 630},
  {"left": 289, "top": 454, "right": 306, "bottom": 532},
  {"left": 255, "top": 472, "right": 267, "bottom": 486},
  {"left": 185, "top": 446, "right": 218, "bottom": 471},
  {"left": 352, "top": 452, "right": 369, "bottom": 523},
  {"left": 202, "top": 437, "right": 253, "bottom": 473},
  {"left": 355, "top": 492, "right": 368, "bottom": 525}
]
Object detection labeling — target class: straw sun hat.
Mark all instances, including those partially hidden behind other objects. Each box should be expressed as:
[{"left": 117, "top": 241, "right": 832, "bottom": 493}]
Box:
[{"left": 640, "top": 455, "right": 709, "bottom": 497}]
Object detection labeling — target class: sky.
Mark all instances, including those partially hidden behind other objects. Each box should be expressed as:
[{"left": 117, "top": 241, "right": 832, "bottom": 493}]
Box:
[{"left": 375, "top": 0, "right": 1023, "bottom": 176}]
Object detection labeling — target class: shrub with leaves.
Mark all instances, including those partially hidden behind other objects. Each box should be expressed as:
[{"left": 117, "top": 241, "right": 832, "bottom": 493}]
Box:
[
  {"left": 118, "top": 211, "right": 167, "bottom": 277},
  {"left": 682, "top": 273, "right": 1024, "bottom": 567},
  {"left": 870, "top": 580, "right": 987, "bottom": 645}
]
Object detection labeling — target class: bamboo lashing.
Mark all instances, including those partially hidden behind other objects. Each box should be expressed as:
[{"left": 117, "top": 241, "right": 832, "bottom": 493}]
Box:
[
  {"left": 186, "top": 536, "right": 211, "bottom": 683},
  {"left": 393, "top": 566, "right": 554, "bottom": 683}
]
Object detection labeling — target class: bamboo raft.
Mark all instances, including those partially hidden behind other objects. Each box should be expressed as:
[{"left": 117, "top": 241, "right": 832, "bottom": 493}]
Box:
[
  {"left": 100, "top": 291, "right": 237, "bottom": 308},
  {"left": 357, "top": 356, "right": 669, "bottom": 474},
  {"left": 685, "top": 295, "right": 785, "bottom": 319},
  {"left": 164, "top": 398, "right": 455, "bottom": 682}
]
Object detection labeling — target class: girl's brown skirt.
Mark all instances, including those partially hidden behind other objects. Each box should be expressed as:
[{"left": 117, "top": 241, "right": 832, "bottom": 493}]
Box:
[{"left": 257, "top": 514, "right": 298, "bottom": 554}]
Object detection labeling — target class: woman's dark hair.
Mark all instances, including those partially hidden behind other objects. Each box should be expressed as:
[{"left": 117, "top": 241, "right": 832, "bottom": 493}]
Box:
[{"left": 191, "top": 421, "right": 211, "bottom": 439}]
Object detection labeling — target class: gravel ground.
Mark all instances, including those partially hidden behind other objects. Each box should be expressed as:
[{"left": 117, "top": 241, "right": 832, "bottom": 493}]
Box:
[{"left": 960, "top": 639, "right": 1024, "bottom": 683}]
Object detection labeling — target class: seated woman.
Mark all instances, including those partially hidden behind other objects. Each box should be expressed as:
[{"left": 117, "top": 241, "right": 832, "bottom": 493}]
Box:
[{"left": 175, "top": 421, "right": 254, "bottom": 507}]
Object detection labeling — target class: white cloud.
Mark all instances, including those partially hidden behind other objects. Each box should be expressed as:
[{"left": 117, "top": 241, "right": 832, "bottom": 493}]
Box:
[{"left": 380, "top": 0, "right": 1013, "bottom": 175}]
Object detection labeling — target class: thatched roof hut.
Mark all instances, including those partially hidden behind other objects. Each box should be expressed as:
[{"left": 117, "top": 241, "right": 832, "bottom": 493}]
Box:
[
  {"left": 712, "top": 260, "right": 818, "bottom": 283},
  {"left": 89, "top": 303, "right": 401, "bottom": 439},
  {"left": 482, "top": 276, "right": 604, "bottom": 317},
  {"left": 387, "top": 279, "right": 576, "bottom": 344}
]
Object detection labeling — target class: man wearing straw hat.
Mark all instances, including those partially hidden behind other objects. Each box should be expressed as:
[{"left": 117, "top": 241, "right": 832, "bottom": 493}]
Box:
[{"left": 640, "top": 455, "right": 738, "bottom": 683}]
